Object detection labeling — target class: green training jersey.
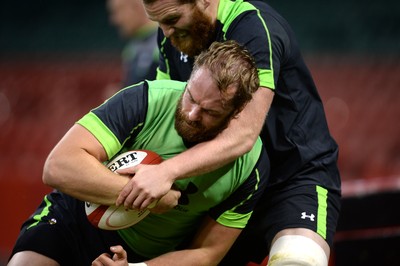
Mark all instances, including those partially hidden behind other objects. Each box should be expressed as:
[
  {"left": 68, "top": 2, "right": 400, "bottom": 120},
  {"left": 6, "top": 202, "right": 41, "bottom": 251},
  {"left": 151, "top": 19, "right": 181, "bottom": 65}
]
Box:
[{"left": 77, "top": 80, "right": 264, "bottom": 258}]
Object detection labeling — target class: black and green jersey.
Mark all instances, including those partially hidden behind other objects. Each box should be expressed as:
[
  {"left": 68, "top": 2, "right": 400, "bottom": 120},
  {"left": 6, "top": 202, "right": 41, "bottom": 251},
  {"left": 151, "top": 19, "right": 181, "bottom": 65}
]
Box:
[
  {"left": 77, "top": 80, "right": 267, "bottom": 258},
  {"left": 156, "top": 0, "right": 340, "bottom": 191}
]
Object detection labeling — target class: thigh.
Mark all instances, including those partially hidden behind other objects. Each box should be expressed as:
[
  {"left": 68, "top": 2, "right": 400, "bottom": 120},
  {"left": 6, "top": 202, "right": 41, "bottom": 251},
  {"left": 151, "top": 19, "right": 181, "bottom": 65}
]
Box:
[
  {"left": 9, "top": 191, "right": 124, "bottom": 266},
  {"left": 8, "top": 250, "right": 59, "bottom": 266},
  {"left": 221, "top": 182, "right": 341, "bottom": 265}
]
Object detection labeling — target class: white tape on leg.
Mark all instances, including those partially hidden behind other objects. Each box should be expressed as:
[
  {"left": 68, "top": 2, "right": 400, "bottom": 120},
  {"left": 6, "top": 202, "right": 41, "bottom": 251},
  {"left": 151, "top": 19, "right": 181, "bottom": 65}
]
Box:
[{"left": 267, "top": 235, "right": 328, "bottom": 266}]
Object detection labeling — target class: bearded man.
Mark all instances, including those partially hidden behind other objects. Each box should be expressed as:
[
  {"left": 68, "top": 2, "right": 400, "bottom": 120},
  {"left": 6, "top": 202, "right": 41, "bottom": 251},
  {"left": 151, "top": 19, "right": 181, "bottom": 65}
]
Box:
[
  {"left": 115, "top": 0, "right": 342, "bottom": 265},
  {"left": 8, "top": 41, "right": 269, "bottom": 266}
]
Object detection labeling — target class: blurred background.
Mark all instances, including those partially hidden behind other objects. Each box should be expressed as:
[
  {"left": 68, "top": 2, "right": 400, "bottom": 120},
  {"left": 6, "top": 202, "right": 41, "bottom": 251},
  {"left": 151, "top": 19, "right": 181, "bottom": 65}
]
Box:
[{"left": 0, "top": 0, "right": 399, "bottom": 265}]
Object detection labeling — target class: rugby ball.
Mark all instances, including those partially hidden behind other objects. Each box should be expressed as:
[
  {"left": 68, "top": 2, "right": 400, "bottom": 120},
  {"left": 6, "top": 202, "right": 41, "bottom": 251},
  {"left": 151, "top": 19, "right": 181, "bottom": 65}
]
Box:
[{"left": 85, "top": 150, "right": 162, "bottom": 230}]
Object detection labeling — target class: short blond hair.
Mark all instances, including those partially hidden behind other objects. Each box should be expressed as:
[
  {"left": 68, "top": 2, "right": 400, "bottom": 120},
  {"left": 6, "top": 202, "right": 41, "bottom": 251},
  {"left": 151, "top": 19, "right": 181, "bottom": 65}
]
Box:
[{"left": 192, "top": 40, "right": 259, "bottom": 115}]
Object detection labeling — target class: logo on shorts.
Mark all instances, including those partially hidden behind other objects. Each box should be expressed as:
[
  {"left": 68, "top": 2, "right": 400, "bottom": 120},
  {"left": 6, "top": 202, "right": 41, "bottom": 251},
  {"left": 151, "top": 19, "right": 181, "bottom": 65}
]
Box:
[{"left": 301, "top": 212, "right": 315, "bottom": 221}]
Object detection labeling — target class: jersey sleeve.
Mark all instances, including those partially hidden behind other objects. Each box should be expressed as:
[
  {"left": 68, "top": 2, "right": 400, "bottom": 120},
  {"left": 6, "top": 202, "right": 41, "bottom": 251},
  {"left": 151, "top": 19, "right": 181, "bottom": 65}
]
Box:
[
  {"left": 76, "top": 82, "right": 149, "bottom": 160},
  {"left": 225, "top": 15, "right": 276, "bottom": 89},
  {"left": 217, "top": 0, "right": 291, "bottom": 90}
]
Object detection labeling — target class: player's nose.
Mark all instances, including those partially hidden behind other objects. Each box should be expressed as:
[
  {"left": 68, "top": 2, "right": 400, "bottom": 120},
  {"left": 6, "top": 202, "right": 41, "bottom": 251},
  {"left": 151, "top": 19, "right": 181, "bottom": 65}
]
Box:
[{"left": 188, "top": 106, "right": 201, "bottom": 121}]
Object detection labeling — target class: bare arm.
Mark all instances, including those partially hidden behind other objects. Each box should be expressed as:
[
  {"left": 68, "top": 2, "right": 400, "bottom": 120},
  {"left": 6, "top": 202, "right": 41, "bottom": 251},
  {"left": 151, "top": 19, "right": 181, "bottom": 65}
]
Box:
[
  {"left": 117, "top": 87, "right": 274, "bottom": 209},
  {"left": 146, "top": 216, "right": 241, "bottom": 266},
  {"left": 92, "top": 216, "right": 241, "bottom": 266},
  {"left": 42, "top": 124, "right": 129, "bottom": 205}
]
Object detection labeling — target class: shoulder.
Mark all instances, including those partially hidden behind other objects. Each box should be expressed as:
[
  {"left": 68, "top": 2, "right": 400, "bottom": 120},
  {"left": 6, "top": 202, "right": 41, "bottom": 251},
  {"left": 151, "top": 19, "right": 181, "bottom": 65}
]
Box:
[
  {"left": 216, "top": 0, "right": 273, "bottom": 45},
  {"left": 217, "top": 0, "right": 288, "bottom": 35},
  {"left": 146, "top": 80, "right": 186, "bottom": 96},
  {"left": 145, "top": 80, "right": 187, "bottom": 113}
]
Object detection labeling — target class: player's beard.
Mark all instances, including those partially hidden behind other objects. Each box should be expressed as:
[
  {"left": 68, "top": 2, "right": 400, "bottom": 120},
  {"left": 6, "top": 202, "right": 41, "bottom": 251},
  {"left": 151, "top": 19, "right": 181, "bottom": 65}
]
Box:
[
  {"left": 174, "top": 95, "right": 231, "bottom": 144},
  {"left": 170, "top": 7, "right": 216, "bottom": 57}
]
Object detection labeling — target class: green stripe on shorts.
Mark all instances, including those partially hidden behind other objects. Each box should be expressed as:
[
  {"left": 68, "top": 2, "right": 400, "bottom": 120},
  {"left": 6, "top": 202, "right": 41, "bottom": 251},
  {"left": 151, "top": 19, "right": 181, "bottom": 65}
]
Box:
[
  {"left": 27, "top": 195, "right": 52, "bottom": 230},
  {"left": 316, "top": 185, "right": 328, "bottom": 239}
]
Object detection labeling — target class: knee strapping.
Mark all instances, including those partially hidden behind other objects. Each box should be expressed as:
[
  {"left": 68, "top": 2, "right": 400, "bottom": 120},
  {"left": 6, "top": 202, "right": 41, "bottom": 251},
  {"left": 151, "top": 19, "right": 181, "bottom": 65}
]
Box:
[{"left": 267, "top": 235, "right": 328, "bottom": 266}]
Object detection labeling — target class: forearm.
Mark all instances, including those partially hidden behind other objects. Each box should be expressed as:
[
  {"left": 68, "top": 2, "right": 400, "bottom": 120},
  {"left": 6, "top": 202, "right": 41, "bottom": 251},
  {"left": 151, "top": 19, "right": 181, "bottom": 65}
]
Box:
[
  {"left": 94, "top": 247, "right": 219, "bottom": 266},
  {"left": 160, "top": 137, "right": 245, "bottom": 180},
  {"left": 163, "top": 87, "right": 273, "bottom": 180},
  {"left": 145, "top": 216, "right": 240, "bottom": 266}
]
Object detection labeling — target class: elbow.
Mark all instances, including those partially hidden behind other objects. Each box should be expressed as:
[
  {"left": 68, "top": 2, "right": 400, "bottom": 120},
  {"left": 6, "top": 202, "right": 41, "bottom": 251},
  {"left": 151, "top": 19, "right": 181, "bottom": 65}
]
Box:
[
  {"left": 224, "top": 129, "right": 258, "bottom": 160},
  {"left": 239, "top": 136, "right": 256, "bottom": 155},
  {"left": 238, "top": 126, "right": 259, "bottom": 155},
  {"left": 42, "top": 155, "right": 63, "bottom": 188},
  {"left": 226, "top": 134, "right": 257, "bottom": 161}
]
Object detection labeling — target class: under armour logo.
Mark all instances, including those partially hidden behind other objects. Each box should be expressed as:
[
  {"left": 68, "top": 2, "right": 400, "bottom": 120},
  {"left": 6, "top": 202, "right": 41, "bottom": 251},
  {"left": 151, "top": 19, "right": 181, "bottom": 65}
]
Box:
[
  {"left": 180, "top": 52, "right": 189, "bottom": 62},
  {"left": 301, "top": 212, "right": 315, "bottom": 221},
  {"left": 178, "top": 182, "right": 198, "bottom": 205}
]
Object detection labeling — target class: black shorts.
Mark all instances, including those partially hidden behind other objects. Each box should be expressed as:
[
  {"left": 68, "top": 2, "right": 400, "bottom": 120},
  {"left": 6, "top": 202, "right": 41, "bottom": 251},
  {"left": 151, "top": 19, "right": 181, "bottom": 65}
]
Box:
[
  {"left": 220, "top": 180, "right": 341, "bottom": 265},
  {"left": 9, "top": 191, "right": 148, "bottom": 266}
]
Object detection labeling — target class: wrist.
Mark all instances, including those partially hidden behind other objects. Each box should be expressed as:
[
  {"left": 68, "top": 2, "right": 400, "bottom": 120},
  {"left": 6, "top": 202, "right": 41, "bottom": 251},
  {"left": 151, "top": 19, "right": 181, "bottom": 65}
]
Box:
[{"left": 160, "top": 158, "right": 182, "bottom": 182}]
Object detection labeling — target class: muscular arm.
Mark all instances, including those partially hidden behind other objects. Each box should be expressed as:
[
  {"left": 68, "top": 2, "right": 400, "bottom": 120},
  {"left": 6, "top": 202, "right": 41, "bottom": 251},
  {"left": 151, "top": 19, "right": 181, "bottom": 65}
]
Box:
[
  {"left": 146, "top": 217, "right": 241, "bottom": 266},
  {"left": 42, "top": 124, "right": 129, "bottom": 205},
  {"left": 93, "top": 216, "right": 241, "bottom": 266},
  {"left": 118, "top": 87, "right": 274, "bottom": 209}
]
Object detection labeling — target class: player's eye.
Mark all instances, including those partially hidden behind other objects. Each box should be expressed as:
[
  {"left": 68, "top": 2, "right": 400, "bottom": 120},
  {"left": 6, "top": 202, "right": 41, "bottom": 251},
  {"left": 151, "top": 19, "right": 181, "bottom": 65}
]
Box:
[
  {"left": 204, "top": 109, "right": 220, "bottom": 117},
  {"left": 163, "top": 16, "right": 179, "bottom": 26}
]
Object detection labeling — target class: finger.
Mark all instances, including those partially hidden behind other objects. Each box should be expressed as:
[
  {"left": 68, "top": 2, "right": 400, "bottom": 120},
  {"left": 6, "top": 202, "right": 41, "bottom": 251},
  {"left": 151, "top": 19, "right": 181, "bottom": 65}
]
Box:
[
  {"left": 115, "top": 167, "right": 138, "bottom": 206},
  {"left": 117, "top": 180, "right": 142, "bottom": 208},
  {"left": 115, "top": 167, "right": 134, "bottom": 175},
  {"left": 92, "top": 253, "right": 111, "bottom": 265},
  {"left": 122, "top": 191, "right": 157, "bottom": 210},
  {"left": 111, "top": 245, "right": 127, "bottom": 260},
  {"left": 116, "top": 183, "right": 133, "bottom": 206},
  {"left": 133, "top": 191, "right": 157, "bottom": 210},
  {"left": 123, "top": 188, "right": 142, "bottom": 209},
  {"left": 138, "top": 198, "right": 158, "bottom": 210},
  {"left": 91, "top": 259, "right": 101, "bottom": 266},
  {"left": 131, "top": 195, "right": 144, "bottom": 210}
]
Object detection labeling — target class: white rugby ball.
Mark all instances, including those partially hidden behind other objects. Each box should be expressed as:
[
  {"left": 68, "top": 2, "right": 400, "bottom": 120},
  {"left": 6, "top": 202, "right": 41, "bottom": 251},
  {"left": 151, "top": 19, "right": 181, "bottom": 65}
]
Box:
[{"left": 85, "top": 150, "right": 162, "bottom": 230}]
